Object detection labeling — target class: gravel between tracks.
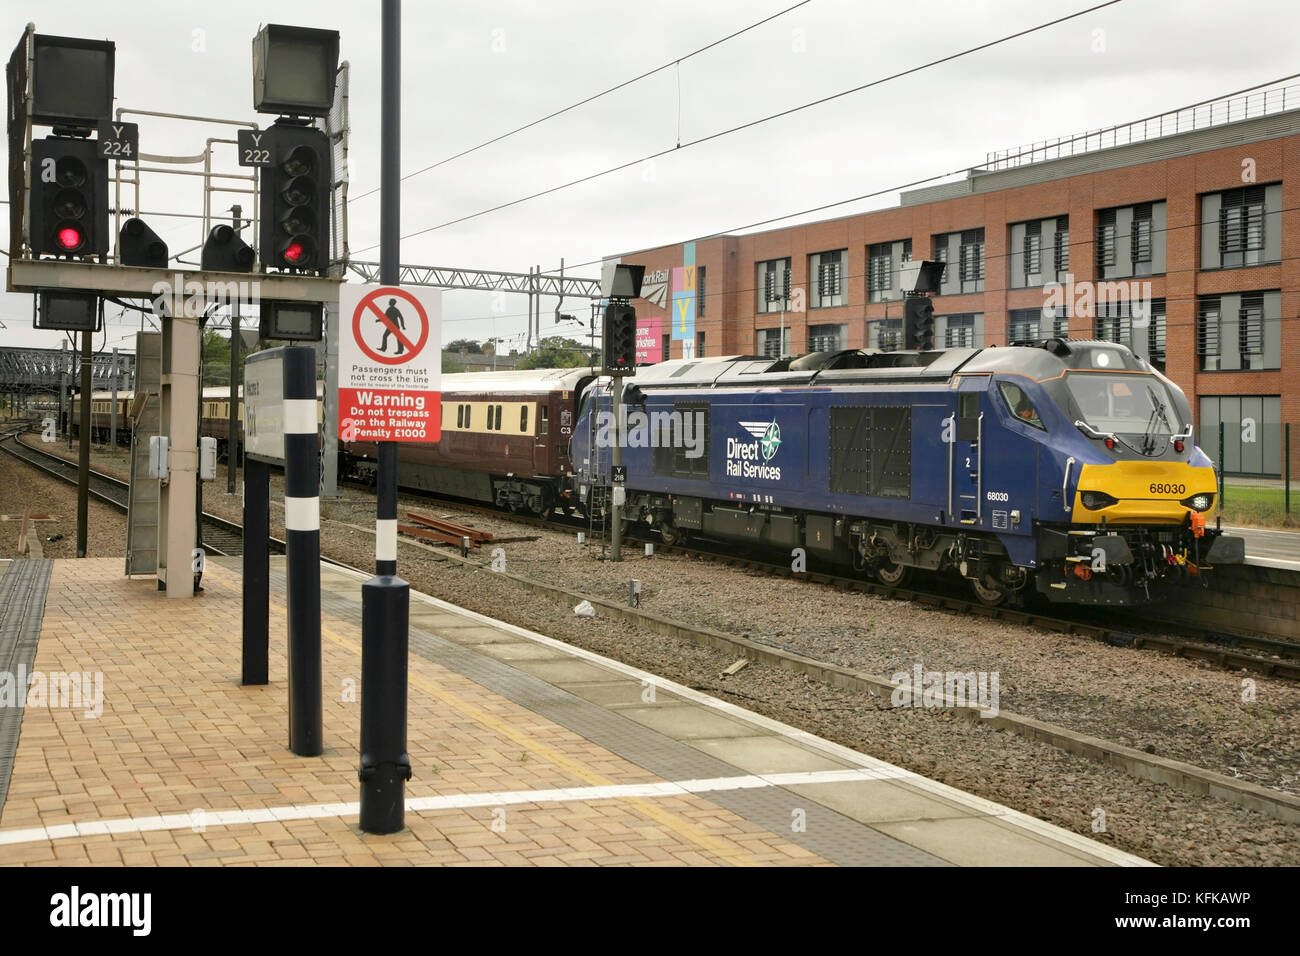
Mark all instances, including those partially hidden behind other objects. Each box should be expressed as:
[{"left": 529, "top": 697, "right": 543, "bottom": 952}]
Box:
[
  {"left": 0, "top": 440, "right": 126, "bottom": 559},
  {"left": 28, "top": 437, "right": 1300, "bottom": 865}
]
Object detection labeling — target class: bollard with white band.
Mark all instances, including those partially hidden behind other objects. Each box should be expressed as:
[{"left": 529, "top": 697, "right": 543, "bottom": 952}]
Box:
[{"left": 283, "top": 346, "right": 323, "bottom": 757}]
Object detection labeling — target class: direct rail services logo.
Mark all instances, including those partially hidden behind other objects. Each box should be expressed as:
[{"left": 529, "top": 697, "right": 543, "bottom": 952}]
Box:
[{"left": 727, "top": 420, "right": 783, "bottom": 480}]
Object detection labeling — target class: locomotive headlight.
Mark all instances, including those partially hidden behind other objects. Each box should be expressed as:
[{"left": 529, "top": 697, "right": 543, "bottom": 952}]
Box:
[
  {"left": 1080, "top": 490, "right": 1119, "bottom": 510},
  {"left": 1181, "top": 492, "right": 1214, "bottom": 512}
]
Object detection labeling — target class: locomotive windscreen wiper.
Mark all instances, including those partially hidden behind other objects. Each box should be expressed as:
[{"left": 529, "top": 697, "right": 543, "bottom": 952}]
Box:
[{"left": 1141, "top": 385, "right": 1171, "bottom": 456}]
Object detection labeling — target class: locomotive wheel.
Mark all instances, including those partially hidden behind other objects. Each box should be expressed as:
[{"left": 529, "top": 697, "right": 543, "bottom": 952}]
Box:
[
  {"left": 970, "top": 577, "right": 1007, "bottom": 607},
  {"left": 875, "top": 558, "right": 912, "bottom": 588}
]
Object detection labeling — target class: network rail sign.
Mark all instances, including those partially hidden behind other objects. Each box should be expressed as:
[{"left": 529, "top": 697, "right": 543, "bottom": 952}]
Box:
[{"left": 338, "top": 284, "right": 442, "bottom": 443}]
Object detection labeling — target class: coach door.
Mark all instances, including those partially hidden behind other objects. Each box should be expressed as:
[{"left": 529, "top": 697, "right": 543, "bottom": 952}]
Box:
[{"left": 950, "top": 389, "right": 983, "bottom": 526}]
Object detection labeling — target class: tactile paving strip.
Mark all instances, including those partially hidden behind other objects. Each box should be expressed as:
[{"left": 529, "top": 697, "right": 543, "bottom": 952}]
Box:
[
  {"left": 304, "top": 576, "right": 947, "bottom": 866},
  {"left": 0, "top": 560, "right": 52, "bottom": 819}
]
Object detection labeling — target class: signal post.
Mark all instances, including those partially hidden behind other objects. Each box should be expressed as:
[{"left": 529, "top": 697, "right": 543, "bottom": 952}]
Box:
[
  {"left": 599, "top": 264, "right": 644, "bottom": 562},
  {"left": 6, "top": 23, "right": 342, "bottom": 597}
]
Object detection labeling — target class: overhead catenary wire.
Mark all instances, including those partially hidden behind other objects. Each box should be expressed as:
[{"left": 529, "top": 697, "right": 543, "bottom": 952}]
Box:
[
  {"left": 345, "top": 0, "right": 815, "bottom": 205},
  {"left": 352, "top": 0, "right": 1128, "bottom": 253}
]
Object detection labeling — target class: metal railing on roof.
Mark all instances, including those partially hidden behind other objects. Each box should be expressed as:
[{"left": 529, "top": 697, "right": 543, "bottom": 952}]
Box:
[{"left": 984, "top": 81, "right": 1300, "bottom": 172}]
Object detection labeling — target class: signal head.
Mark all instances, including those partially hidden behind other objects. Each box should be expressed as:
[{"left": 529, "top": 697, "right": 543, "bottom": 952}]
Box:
[{"left": 56, "top": 226, "right": 85, "bottom": 251}]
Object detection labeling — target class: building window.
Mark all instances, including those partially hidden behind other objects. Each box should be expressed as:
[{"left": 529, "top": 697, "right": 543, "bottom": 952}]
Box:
[
  {"left": 697, "top": 266, "right": 706, "bottom": 317},
  {"left": 1008, "top": 309, "right": 1038, "bottom": 343},
  {"left": 757, "top": 327, "right": 791, "bottom": 358},
  {"left": 943, "top": 314, "right": 976, "bottom": 348},
  {"left": 807, "top": 323, "right": 845, "bottom": 352},
  {"left": 1196, "top": 290, "right": 1280, "bottom": 371},
  {"left": 1095, "top": 209, "right": 1117, "bottom": 269},
  {"left": 1131, "top": 203, "right": 1153, "bottom": 264},
  {"left": 1008, "top": 307, "right": 1066, "bottom": 342},
  {"left": 1093, "top": 299, "right": 1132, "bottom": 346},
  {"left": 1054, "top": 218, "right": 1070, "bottom": 272},
  {"left": 1093, "top": 297, "right": 1165, "bottom": 369},
  {"left": 696, "top": 330, "right": 706, "bottom": 358},
  {"left": 662, "top": 334, "right": 670, "bottom": 362},
  {"left": 1239, "top": 292, "right": 1265, "bottom": 369},
  {"left": 874, "top": 318, "right": 902, "bottom": 351},
  {"left": 757, "top": 258, "right": 791, "bottom": 314},
  {"left": 1199, "top": 395, "right": 1283, "bottom": 477},
  {"left": 1148, "top": 308, "right": 1167, "bottom": 370},
  {"left": 868, "top": 243, "right": 893, "bottom": 301},
  {"left": 1023, "top": 221, "right": 1041, "bottom": 278},
  {"left": 1197, "top": 296, "right": 1221, "bottom": 369},
  {"left": 959, "top": 229, "right": 984, "bottom": 292},
  {"left": 1203, "top": 185, "right": 1279, "bottom": 270},
  {"left": 1220, "top": 186, "right": 1266, "bottom": 267},
  {"left": 809, "top": 249, "right": 846, "bottom": 308}
]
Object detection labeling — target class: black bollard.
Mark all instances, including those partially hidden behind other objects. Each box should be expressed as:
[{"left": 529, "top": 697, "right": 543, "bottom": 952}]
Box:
[
  {"left": 242, "top": 456, "right": 270, "bottom": 686},
  {"left": 359, "top": 573, "right": 411, "bottom": 831},
  {"left": 283, "top": 347, "right": 322, "bottom": 757}
]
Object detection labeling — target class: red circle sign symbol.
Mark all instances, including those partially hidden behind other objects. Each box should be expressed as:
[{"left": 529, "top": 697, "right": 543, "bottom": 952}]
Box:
[{"left": 352, "top": 287, "right": 430, "bottom": 365}]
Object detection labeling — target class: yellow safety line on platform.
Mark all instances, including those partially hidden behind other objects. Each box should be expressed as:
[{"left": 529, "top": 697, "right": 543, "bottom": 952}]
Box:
[{"left": 203, "top": 563, "right": 763, "bottom": 867}]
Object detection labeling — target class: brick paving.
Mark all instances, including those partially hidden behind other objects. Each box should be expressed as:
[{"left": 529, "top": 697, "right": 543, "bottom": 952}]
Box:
[{"left": 0, "top": 559, "right": 830, "bottom": 866}]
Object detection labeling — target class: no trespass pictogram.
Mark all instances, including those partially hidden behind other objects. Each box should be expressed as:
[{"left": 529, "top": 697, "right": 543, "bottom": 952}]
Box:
[{"left": 352, "top": 286, "right": 431, "bottom": 365}]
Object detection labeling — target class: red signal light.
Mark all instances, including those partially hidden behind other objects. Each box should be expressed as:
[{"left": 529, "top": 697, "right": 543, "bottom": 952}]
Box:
[
  {"left": 57, "top": 226, "right": 83, "bottom": 250},
  {"left": 283, "top": 242, "right": 305, "bottom": 264},
  {"left": 1174, "top": 439, "right": 1184, "bottom": 452},
  {"left": 1104, "top": 437, "right": 1115, "bottom": 450}
]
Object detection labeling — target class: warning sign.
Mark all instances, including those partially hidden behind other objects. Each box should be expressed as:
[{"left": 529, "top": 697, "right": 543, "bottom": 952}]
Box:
[{"left": 338, "top": 284, "right": 442, "bottom": 443}]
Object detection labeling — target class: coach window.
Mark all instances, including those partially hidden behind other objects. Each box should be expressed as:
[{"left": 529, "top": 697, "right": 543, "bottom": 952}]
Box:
[
  {"left": 998, "top": 381, "right": 1045, "bottom": 430},
  {"left": 540, "top": 407, "right": 549, "bottom": 435},
  {"left": 457, "top": 405, "right": 464, "bottom": 428},
  {"left": 495, "top": 405, "right": 503, "bottom": 431},
  {"left": 520, "top": 406, "right": 529, "bottom": 433}
]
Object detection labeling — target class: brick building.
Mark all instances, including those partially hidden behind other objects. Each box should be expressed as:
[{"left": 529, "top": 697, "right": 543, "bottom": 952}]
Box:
[{"left": 619, "top": 90, "right": 1299, "bottom": 478}]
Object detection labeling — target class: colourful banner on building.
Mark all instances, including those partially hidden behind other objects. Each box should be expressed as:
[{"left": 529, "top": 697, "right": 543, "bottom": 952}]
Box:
[
  {"left": 670, "top": 242, "right": 697, "bottom": 343},
  {"left": 635, "top": 315, "right": 663, "bottom": 365}
]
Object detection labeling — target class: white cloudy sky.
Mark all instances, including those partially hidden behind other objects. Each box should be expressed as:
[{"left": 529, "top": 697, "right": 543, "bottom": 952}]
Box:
[{"left": 2, "top": 0, "right": 1298, "bottom": 353}]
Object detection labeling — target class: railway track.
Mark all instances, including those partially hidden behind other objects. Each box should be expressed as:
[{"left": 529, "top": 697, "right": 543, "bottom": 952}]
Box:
[
  {"left": 377, "top": 489, "right": 1300, "bottom": 683},
  {"left": 0, "top": 430, "right": 279, "bottom": 558},
  {"left": 11, "top": 427, "right": 1297, "bottom": 679}
]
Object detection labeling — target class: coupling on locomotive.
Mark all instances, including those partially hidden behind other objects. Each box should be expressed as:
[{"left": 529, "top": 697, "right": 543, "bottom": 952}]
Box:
[{"left": 72, "top": 338, "right": 1244, "bottom": 607}]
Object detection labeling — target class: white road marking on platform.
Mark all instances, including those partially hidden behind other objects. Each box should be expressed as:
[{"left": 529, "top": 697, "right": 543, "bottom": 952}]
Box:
[{"left": 0, "top": 768, "right": 907, "bottom": 850}]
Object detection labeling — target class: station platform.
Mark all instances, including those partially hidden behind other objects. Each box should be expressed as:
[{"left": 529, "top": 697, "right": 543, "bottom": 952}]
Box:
[
  {"left": 0, "top": 556, "right": 1150, "bottom": 867},
  {"left": 1234, "top": 525, "right": 1300, "bottom": 571}
]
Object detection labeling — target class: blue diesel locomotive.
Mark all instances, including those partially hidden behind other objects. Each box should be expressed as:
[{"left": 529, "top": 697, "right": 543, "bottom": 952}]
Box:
[{"left": 570, "top": 339, "right": 1245, "bottom": 606}]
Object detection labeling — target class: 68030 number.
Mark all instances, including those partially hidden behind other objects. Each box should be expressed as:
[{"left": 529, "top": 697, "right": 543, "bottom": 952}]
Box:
[{"left": 1149, "top": 482, "right": 1185, "bottom": 495}]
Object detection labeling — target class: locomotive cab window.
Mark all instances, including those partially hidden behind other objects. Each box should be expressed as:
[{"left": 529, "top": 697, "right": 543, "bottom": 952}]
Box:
[
  {"left": 998, "top": 382, "right": 1045, "bottom": 430},
  {"left": 1067, "top": 373, "right": 1176, "bottom": 436}
]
